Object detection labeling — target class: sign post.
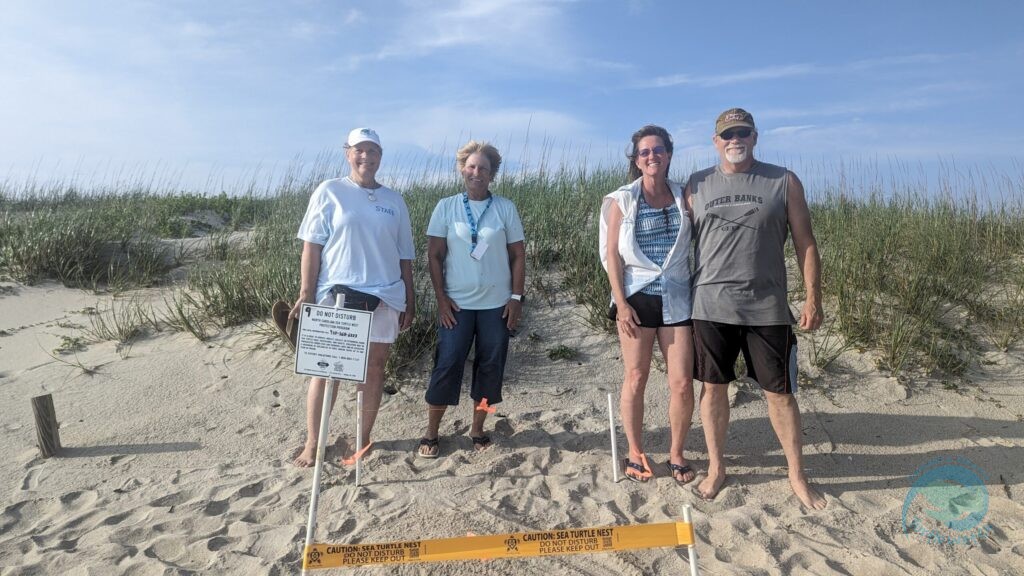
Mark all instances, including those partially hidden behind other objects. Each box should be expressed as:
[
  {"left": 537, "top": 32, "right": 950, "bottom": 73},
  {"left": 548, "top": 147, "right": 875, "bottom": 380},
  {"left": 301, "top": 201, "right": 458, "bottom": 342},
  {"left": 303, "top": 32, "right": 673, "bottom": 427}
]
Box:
[{"left": 297, "top": 302, "right": 373, "bottom": 576}]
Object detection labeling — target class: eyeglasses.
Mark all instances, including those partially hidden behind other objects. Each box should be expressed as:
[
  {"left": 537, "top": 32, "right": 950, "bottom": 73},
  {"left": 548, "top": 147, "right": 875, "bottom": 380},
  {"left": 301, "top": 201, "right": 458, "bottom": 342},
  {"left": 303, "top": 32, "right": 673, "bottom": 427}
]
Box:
[
  {"left": 638, "top": 145, "right": 667, "bottom": 158},
  {"left": 662, "top": 207, "right": 671, "bottom": 232},
  {"left": 719, "top": 128, "right": 752, "bottom": 140}
]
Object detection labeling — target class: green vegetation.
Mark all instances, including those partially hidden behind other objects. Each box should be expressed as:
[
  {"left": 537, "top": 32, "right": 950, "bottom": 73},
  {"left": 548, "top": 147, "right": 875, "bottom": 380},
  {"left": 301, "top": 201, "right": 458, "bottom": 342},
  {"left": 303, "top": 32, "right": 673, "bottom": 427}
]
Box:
[
  {"left": 2, "top": 159, "right": 1022, "bottom": 383},
  {"left": 546, "top": 344, "right": 579, "bottom": 361}
]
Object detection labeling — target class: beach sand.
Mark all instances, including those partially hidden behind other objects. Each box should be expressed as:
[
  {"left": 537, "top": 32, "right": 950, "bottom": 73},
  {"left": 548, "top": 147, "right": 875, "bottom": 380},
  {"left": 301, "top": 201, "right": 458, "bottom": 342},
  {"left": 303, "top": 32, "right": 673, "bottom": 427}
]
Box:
[{"left": 1, "top": 281, "right": 1022, "bottom": 575}]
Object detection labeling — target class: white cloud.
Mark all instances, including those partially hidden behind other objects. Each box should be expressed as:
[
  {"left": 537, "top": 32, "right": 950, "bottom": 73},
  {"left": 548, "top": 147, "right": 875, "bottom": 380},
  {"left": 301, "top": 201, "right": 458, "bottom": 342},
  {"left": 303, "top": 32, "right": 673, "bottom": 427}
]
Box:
[
  {"left": 849, "top": 52, "right": 956, "bottom": 70},
  {"left": 641, "top": 52, "right": 959, "bottom": 90},
  {"left": 643, "top": 64, "right": 818, "bottom": 88},
  {"left": 765, "top": 125, "right": 817, "bottom": 136},
  {"left": 344, "top": 0, "right": 573, "bottom": 71}
]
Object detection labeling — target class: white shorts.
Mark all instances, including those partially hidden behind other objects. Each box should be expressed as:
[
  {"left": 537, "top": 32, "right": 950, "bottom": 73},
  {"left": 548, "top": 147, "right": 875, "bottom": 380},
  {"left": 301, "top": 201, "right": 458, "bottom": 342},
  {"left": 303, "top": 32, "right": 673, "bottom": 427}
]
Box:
[{"left": 317, "top": 294, "right": 401, "bottom": 344}]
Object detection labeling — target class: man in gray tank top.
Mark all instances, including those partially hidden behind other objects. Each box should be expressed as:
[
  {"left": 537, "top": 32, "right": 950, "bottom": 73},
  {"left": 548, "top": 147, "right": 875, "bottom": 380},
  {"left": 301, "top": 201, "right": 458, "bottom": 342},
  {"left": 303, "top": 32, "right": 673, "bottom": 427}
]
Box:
[{"left": 685, "top": 108, "right": 826, "bottom": 510}]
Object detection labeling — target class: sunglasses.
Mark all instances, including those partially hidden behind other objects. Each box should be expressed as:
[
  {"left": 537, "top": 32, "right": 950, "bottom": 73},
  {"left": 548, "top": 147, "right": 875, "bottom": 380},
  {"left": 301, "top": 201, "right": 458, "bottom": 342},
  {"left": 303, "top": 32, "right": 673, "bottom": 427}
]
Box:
[
  {"left": 662, "top": 207, "right": 672, "bottom": 232},
  {"left": 638, "top": 145, "right": 667, "bottom": 158},
  {"left": 719, "top": 128, "right": 752, "bottom": 140}
]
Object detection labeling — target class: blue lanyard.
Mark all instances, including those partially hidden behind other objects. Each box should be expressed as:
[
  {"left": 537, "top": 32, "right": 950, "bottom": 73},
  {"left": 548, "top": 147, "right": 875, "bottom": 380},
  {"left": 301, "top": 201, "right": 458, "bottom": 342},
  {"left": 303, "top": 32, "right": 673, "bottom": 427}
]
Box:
[{"left": 462, "top": 192, "right": 493, "bottom": 250}]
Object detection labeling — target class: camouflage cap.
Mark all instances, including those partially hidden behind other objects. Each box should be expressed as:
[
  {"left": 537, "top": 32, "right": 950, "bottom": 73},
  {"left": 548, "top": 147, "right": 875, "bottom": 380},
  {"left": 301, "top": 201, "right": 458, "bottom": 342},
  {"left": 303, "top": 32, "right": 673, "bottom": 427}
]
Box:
[{"left": 715, "top": 108, "right": 755, "bottom": 135}]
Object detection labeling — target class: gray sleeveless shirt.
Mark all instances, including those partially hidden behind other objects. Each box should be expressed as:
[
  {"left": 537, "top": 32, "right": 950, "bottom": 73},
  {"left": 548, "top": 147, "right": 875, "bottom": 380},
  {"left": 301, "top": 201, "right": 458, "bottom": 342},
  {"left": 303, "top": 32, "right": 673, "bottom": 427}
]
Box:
[{"left": 688, "top": 161, "right": 794, "bottom": 325}]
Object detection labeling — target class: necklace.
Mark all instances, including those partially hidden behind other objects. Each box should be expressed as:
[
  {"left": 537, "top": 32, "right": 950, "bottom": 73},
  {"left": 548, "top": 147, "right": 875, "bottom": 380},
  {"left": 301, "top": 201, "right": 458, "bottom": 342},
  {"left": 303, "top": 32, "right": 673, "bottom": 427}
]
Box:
[{"left": 352, "top": 178, "right": 378, "bottom": 202}]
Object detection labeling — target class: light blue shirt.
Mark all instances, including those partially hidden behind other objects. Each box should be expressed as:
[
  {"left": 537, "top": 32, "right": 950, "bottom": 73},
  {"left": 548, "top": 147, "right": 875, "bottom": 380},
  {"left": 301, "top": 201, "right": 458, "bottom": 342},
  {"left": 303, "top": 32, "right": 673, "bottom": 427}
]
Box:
[{"left": 427, "top": 193, "right": 526, "bottom": 310}]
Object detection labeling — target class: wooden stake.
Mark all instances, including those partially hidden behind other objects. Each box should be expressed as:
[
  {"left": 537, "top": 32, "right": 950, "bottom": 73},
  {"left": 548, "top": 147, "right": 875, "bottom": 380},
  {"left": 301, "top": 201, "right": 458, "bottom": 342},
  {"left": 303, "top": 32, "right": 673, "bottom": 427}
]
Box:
[{"left": 31, "top": 394, "right": 61, "bottom": 458}]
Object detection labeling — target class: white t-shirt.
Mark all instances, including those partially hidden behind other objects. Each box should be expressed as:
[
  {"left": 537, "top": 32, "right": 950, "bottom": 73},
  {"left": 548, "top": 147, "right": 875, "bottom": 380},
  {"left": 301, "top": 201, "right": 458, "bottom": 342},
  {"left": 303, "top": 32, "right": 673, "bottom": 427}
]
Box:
[
  {"left": 297, "top": 177, "right": 414, "bottom": 310},
  {"left": 427, "top": 193, "right": 526, "bottom": 310}
]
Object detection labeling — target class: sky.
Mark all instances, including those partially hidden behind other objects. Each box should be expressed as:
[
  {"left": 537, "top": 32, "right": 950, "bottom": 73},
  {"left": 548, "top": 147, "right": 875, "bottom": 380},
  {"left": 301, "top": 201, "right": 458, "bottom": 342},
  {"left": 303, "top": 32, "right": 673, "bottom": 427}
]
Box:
[{"left": 2, "top": 0, "right": 1023, "bottom": 192}]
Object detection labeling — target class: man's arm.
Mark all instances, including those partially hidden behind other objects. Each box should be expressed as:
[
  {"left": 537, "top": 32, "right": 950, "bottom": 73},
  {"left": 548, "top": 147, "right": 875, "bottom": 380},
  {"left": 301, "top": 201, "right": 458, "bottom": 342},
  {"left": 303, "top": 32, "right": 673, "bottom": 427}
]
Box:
[{"left": 786, "top": 171, "right": 823, "bottom": 331}]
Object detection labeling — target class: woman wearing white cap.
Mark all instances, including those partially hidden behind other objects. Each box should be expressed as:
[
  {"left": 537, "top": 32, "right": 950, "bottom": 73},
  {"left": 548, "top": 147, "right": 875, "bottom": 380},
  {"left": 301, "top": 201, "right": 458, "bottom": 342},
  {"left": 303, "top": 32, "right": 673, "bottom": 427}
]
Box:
[{"left": 290, "top": 127, "right": 415, "bottom": 467}]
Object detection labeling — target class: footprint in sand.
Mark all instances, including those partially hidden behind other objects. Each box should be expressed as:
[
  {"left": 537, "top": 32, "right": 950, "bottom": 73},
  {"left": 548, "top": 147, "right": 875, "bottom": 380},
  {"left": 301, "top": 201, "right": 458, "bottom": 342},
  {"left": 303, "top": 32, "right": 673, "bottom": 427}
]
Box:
[
  {"left": 102, "top": 511, "right": 132, "bottom": 526},
  {"left": 491, "top": 453, "right": 527, "bottom": 476},
  {"left": 202, "top": 499, "right": 229, "bottom": 516},
  {"left": 148, "top": 490, "right": 192, "bottom": 509},
  {"left": 206, "top": 535, "right": 233, "bottom": 551},
  {"left": 237, "top": 480, "right": 265, "bottom": 499}
]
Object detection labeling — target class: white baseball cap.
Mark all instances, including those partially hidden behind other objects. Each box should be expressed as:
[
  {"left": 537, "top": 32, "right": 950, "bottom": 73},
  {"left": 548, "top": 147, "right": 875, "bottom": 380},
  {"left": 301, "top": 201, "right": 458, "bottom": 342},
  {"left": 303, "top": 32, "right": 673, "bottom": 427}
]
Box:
[{"left": 345, "top": 127, "right": 381, "bottom": 149}]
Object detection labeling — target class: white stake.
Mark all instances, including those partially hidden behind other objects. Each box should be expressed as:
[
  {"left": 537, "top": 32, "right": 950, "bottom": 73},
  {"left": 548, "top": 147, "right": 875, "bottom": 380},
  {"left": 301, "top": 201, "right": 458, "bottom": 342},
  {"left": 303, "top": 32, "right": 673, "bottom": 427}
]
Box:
[
  {"left": 355, "top": 389, "right": 363, "bottom": 486},
  {"left": 302, "top": 377, "right": 336, "bottom": 574},
  {"left": 301, "top": 296, "right": 345, "bottom": 575},
  {"left": 607, "top": 392, "right": 619, "bottom": 483},
  {"left": 683, "top": 504, "right": 700, "bottom": 576}
]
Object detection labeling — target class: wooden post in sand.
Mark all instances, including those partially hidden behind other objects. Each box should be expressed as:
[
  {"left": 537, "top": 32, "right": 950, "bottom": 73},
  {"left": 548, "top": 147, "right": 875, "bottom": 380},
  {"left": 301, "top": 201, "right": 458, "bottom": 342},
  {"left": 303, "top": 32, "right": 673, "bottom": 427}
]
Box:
[{"left": 31, "top": 394, "right": 61, "bottom": 458}]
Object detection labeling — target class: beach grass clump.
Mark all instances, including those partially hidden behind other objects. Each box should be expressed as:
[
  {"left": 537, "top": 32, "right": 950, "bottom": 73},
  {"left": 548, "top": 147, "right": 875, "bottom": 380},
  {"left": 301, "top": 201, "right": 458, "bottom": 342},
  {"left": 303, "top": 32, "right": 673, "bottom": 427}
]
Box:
[
  {"left": 0, "top": 209, "right": 110, "bottom": 286},
  {"left": 162, "top": 290, "right": 211, "bottom": 341},
  {"left": 812, "top": 172, "right": 1024, "bottom": 377},
  {"left": 84, "top": 296, "right": 148, "bottom": 345}
]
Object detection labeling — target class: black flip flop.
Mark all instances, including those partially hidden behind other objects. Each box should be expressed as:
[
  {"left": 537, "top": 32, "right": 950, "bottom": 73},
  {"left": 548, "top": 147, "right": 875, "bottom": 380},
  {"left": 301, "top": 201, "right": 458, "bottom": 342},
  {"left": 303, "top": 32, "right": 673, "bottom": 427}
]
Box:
[
  {"left": 668, "top": 462, "right": 696, "bottom": 485},
  {"left": 623, "top": 456, "right": 653, "bottom": 483},
  {"left": 417, "top": 437, "right": 440, "bottom": 459},
  {"left": 470, "top": 435, "right": 492, "bottom": 451}
]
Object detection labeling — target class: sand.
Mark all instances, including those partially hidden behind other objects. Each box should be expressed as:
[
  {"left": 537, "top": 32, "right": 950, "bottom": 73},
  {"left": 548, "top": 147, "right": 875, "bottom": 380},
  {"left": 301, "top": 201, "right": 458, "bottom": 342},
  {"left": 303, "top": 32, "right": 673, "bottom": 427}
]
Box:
[{"left": 1, "top": 280, "right": 1023, "bottom": 575}]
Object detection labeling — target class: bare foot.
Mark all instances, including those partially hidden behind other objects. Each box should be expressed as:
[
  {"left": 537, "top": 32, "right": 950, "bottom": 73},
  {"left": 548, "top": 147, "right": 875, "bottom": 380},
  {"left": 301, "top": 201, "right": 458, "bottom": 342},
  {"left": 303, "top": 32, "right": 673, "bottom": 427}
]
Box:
[
  {"left": 292, "top": 443, "right": 317, "bottom": 468},
  {"left": 693, "top": 469, "right": 726, "bottom": 501},
  {"left": 790, "top": 473, "right": 827, "bottom": 510}
]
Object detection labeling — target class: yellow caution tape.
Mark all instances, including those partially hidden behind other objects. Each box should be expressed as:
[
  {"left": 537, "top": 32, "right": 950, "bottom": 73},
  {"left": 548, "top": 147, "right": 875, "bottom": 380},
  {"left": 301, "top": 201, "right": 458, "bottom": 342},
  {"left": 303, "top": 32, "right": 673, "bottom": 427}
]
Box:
[{"left": 303, "top": 520, "right": 695, "bottom": 570}]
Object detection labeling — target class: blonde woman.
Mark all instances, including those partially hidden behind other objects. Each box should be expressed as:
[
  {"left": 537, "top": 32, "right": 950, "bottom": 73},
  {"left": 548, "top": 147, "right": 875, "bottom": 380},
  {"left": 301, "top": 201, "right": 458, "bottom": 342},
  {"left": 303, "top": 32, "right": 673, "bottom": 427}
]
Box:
[{"left": 417, "top": 141, "right": 526, "bottom": 457}]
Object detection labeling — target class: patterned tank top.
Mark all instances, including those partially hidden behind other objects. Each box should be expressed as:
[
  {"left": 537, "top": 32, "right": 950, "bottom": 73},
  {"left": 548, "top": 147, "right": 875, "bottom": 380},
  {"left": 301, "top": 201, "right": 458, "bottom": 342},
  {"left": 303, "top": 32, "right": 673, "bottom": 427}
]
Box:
[{"left": 635, "top": 193, "right": 681, "bottom": 295}]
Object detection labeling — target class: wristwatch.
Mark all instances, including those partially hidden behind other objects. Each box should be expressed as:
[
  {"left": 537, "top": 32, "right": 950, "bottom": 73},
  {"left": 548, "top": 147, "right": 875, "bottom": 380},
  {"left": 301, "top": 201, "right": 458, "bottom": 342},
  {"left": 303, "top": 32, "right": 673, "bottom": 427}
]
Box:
[{"left": 510, "top": 293, "right": 524, "bottom": 303}]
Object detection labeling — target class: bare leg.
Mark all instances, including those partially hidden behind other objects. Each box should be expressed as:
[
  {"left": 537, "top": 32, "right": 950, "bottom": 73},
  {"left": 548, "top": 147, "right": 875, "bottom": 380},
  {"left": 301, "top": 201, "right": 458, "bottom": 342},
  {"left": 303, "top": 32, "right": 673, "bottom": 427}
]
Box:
[
  {"left": 419, "top": 404, "right": 447, "bottom": 456},
  {"left": 293, "top": 377, "right": 340, "bottom": 467},
  {"left": 765, "top": 390, "right": 826, "bottom": 509},
  {"left": 696, "top": 381, "right": 730, "bottom": 498},
  {"left": 658, "top": 326, "right": 696, "bottom": 483},
  {"left": 618, "top": 325, "right": 656, "bottom": 470}
]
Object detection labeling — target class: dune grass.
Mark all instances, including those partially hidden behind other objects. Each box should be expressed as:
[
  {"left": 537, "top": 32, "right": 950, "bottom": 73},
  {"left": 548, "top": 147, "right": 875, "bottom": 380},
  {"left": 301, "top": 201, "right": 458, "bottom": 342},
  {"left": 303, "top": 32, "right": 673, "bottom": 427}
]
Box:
[{"left": 2, "top": 157, "right": 1022, "bottom": 384}]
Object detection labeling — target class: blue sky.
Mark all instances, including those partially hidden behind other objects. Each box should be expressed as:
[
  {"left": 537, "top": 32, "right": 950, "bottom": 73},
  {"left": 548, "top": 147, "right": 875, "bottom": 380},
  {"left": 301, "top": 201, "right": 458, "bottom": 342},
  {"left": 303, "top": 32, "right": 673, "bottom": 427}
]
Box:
[{"left": 3, "top": 0, "right": 1023, "bottom": 191}]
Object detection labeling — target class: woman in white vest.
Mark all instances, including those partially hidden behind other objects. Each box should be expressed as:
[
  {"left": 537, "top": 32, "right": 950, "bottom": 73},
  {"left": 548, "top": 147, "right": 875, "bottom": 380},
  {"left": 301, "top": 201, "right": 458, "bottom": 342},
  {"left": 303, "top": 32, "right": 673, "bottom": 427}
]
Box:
[
  {"left": 599, "top": 125, "right": 695, "bottom": 483},
  {"left": 290, "top": 127, "right": 415, "bottom": 467}
]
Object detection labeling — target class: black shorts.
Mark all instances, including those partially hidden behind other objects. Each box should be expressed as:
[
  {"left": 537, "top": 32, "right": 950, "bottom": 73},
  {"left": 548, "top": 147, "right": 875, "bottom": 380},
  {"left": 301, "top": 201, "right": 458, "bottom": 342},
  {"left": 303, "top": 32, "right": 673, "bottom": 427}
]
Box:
[
  {"left": 692, "top": 320, "right": 797, "bottom": 394},
  {"left": 608, "top": 292, "right": 693, "bottom": 329}
]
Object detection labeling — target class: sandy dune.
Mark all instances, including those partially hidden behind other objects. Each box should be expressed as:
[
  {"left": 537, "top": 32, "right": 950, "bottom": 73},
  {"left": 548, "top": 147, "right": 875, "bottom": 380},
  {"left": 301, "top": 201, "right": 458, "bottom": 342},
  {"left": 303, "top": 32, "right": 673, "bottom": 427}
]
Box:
[{"left": 1, "top": 281, "right": 1022, "bottom": 575}]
